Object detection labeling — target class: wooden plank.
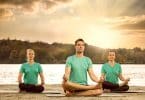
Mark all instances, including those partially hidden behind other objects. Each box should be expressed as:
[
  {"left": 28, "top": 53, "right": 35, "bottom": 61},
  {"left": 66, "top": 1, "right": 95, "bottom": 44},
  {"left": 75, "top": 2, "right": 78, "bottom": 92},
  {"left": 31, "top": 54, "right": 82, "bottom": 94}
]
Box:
[
  {"left": 0, "top": 90, "right": 18, "bottom": 93},
  {"left": 46, "top": 93, "right": 125, "bottom": 97},
  {"left": 0, "top": 90, "right": 62, "bottom": 94},
  {"left": 46, "top": 94, "right": 65, "bottom": 97},
  {"left": 101, "top": 93, "right": 125, "bottom": 97},
  {"left": 43, "top": 91, "right": 62, "bottom": 94},
  {"left": 111, "top": 91, "right": 145, "bottom": 93}
]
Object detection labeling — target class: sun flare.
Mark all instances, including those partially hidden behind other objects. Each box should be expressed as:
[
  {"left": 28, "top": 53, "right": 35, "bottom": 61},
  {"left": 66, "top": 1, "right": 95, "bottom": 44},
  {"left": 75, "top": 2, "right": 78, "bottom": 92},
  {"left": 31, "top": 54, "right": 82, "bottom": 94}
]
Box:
[{"left": 86, "top": 25, "right": 121, "bottom": 48}]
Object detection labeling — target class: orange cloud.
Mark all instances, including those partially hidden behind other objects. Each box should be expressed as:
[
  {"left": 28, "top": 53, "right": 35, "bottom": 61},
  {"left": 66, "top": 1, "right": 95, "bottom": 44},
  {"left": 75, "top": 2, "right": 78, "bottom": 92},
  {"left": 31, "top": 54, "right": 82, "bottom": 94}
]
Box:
[
  {"left": 113, "top": 15, "right": 145, "bottom": 31},
  {"left": 0, "top": 0, "right": 71, "bottom": 19}
]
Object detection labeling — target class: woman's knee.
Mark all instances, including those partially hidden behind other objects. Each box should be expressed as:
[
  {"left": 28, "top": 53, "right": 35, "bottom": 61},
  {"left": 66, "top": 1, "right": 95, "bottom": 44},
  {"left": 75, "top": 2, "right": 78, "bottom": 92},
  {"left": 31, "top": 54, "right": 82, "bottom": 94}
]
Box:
[
  {"left": 37, "top": 85, "right": 44, "bottom": 92},
  {"left": 124, "top": 85, "right": 129, "bottom": 91},
  {"left": 19, "top": 83, "right": 26, "bottom": 90}
]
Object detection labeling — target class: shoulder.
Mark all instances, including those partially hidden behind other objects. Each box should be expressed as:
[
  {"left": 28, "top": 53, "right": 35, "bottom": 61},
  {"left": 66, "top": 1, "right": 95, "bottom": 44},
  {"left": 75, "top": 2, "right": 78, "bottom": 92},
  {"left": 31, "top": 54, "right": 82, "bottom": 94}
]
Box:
[
  {"left": 102, "top": 63, "right": 109, "bottom": 68},
  {"left": 84, "top": 56, "right": 91, "bottom": 60},
  {"left": 115, "top": 63, "right": 121, "bottom": 66},
  {"left": 21, "top": 62, "right": 28, "bottom": 67},
  {"left": 34, "top": 62, "right": 41, "bottom": 67},
  {"left": 84, "top": 56, "right": 91, "bottom": 61},
  {"left": 34, "top": 62, "right": 40, "bottom": 65},
  {"left": 66, "top": 55, "right": 75, "bottom": 61},
  {"left": 84, "top": 56, "right": 92, "bottom": 65},
  {"left": 20, "top": 63, "right": 28, "bottom": 70},
  {"left": 102, "top": 63, "right": 108, "bottom": 66},
  {"left": 22, "top": 62, "right": 27, "bottom": 65}
]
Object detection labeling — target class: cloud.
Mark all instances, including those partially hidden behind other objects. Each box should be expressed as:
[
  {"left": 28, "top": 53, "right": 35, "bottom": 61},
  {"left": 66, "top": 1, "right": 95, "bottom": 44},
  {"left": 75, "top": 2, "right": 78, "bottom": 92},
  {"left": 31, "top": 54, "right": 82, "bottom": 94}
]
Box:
[
  {"left": 0, "top": 0, "right": 71, "bottom": 20},
  {"left": 0, "top": 8, "right": 14, "bottom": 21},
  {"left": 0, "top": 8, "right": 13, "bottom": 17},
  {"left": 0, "top": 0, "right": 72, "bottom": 11},
  {"left": 0, "top": 0, "right": 39, "bottom": 10},
  {"left": 123, "top": 0, "right": 145, "bottom": 16},
  {"left": 118, "top": 20, "right": 145, "bottom": 30},
  {"left": 114, "top": 15, "right": 145, "bottom": 30},
  {"left": 1, "top": 0, "right": 145, "bottom": 20}
]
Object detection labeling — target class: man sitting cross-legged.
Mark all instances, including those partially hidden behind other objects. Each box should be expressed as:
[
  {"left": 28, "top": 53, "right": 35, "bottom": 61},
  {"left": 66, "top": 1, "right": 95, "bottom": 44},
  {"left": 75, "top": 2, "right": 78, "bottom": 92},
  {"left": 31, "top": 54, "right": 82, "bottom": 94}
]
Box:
[{"left": 62, "top": 38, "right": 103, "bottom": 96}]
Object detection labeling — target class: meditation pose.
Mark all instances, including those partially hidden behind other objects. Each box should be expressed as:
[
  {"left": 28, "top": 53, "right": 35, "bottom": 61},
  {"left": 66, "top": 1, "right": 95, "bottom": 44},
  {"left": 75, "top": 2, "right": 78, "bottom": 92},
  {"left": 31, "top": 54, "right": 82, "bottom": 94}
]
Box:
[
  {"left": 18, "top": 49, "right": 45, "bottom": 93},
  {"left": 62, "top": 39, "right": 103, "bottom": 96},
  {"left": 101, "top": 51, "right": 130, "bottom": 92}
]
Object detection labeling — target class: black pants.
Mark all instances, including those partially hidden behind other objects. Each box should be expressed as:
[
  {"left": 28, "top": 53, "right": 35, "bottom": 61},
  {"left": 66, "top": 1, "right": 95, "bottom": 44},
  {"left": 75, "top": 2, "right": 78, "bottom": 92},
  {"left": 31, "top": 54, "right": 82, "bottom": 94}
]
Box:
[
  {"left": 19, "top": 83, "right": 44, "bottom": 93},
  {"left": 102, "top": 81, "right": 129, "bottom": 92}
]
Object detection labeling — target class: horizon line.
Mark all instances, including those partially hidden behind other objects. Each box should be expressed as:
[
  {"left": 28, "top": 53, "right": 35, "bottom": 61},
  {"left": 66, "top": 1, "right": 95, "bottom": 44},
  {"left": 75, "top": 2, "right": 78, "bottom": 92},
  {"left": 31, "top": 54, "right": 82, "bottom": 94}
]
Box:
[{"left": 0, "top": 38, "right": 145, "bottom": 50}]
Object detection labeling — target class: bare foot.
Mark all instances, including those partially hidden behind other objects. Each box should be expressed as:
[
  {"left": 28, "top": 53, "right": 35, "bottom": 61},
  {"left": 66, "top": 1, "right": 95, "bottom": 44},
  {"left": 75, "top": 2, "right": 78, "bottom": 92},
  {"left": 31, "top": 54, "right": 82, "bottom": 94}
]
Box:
[{"left": 65, "top": 91, "right": 74, "bottom": 96}]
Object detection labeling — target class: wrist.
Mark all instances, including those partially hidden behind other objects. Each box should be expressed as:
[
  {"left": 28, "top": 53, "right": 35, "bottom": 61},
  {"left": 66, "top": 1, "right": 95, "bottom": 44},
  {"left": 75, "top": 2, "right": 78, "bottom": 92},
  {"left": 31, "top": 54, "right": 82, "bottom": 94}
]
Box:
[
  {"left": 18, "top": 80, "right": 22, "bottom": 83},
  {"left": 41, "top": 81, "right": 45, "bottom": 84}
]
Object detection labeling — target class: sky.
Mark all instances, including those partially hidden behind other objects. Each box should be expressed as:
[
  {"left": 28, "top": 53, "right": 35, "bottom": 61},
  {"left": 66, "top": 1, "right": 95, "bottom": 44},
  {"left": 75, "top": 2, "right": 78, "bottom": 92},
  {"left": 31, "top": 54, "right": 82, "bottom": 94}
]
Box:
[{"left": 0, "top": 0, "right": 145, "bottom": 49}]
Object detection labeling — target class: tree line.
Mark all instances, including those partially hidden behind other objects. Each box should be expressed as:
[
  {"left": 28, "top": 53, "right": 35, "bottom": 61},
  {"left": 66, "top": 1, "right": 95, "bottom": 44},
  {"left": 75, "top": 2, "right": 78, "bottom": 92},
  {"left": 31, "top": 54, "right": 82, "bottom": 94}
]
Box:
[{"left": 0, "top": 39, "right": 145, "bottom": 64}]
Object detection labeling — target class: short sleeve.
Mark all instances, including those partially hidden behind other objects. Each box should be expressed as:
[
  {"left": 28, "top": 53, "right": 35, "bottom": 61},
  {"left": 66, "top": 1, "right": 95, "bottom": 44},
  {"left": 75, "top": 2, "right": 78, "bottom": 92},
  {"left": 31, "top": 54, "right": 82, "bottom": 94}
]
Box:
[
  {"left": 118, "top": 64, "right": 122, "bottom": 74},
  {"left": 66, "top": 57, "right": 72, "bottom": 68},
  {"left": 87, "top": 58, "right": 92, "bottom": 70},
  {"left": 101, "top": 64, "right": 106, "bottom": 74},
  {"left": 19, "top": 64, "right": 24, "bottom": 73},
  {"left": 38, "top": 63, "right": 43, "bottom": 73}
]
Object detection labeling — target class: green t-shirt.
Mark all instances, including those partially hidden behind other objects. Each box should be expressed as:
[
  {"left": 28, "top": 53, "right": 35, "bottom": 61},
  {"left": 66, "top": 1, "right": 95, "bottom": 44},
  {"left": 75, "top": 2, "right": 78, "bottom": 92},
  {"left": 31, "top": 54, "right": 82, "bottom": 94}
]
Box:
[
  {"left": 20, "top": 62, "right": 43, "bottom": 85},
  {"left": 101, "top": 63, "right": 122, "bottom": 84},
  {"left": 66, "top": 55, "right": 92, "bottom": 85}
]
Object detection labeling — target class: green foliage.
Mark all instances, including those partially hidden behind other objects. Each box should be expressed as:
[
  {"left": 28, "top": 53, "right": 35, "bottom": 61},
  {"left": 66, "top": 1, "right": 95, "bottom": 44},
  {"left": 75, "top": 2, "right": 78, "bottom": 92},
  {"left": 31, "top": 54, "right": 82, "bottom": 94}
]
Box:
[{"left": 0, "top": 39, "right": 145, "bottom": 64}]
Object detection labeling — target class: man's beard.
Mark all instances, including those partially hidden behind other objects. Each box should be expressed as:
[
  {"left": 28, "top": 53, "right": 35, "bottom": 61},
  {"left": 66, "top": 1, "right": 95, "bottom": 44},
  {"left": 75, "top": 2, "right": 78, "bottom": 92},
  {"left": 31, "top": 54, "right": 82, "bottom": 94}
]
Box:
[{"left": 77, "top": 51, "right": 83, "bottom": 54}]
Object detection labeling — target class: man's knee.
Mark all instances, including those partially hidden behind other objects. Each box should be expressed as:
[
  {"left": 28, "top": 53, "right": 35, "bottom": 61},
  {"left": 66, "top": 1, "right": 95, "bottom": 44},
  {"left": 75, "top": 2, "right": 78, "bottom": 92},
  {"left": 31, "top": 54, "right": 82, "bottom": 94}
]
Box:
[
  {"left": 62, "top": 81, "right": 71, "bottom": 88},
  {"left": 62, "top": 81, "right": 72, "bottom": 91},
  {"left": 96, "top": 89, "right": 103, "bottom": 95}
]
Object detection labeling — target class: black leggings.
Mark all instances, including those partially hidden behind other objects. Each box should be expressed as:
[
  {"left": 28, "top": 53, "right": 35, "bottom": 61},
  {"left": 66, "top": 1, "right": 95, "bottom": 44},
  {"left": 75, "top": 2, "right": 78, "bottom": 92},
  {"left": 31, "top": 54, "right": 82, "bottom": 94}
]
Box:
[
  {"left": 19, "top": 83, "right": 44, "bottom": 93},
  {"left": 102, "top": 81, "right": 129, "bottom": 91}
]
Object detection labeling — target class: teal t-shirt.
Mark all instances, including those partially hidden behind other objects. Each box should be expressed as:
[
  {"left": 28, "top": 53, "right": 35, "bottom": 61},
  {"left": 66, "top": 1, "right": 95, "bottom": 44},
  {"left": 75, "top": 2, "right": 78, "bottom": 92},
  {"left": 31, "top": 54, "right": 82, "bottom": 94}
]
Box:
[
  {"left": 101, "top": 63, "right": 122, "bottom": 84},
  {"left": 66, "top": 55, "right": 92, "bottom": 85},
  {"left": 20, "top": 62, "right": 43, "bottom": 85}
]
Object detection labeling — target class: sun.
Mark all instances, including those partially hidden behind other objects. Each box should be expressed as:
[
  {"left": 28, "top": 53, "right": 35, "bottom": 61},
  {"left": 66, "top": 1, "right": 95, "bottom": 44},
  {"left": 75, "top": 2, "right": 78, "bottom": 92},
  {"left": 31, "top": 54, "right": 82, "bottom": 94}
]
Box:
[{"left": 86, "top": 25, "right": 121, "bottom": 48}]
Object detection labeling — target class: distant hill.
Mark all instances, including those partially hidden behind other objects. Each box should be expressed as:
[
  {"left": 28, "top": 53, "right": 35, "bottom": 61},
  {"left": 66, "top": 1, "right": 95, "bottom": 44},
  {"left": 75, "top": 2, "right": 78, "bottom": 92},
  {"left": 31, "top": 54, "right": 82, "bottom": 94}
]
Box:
[{"left": 0, "top": 39, "right": 145, "bottom": 64}]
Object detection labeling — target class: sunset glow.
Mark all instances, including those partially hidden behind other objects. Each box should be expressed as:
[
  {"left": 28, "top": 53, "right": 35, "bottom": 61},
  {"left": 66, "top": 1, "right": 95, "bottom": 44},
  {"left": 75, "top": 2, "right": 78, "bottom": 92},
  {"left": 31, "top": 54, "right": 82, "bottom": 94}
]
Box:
[{"left": 0, "top": 0, "right": 145, "bottom": 49}]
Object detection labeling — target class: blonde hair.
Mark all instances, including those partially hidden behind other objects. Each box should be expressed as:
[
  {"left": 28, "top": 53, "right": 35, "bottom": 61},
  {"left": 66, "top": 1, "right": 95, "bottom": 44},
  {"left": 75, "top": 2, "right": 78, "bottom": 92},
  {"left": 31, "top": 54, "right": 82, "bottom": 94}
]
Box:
[
  {"left": 26, "top": 49, "right": 35, "bottom": 54},
  {"left": 26, "top": 49, "right": 35, "bottom": 62}
]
